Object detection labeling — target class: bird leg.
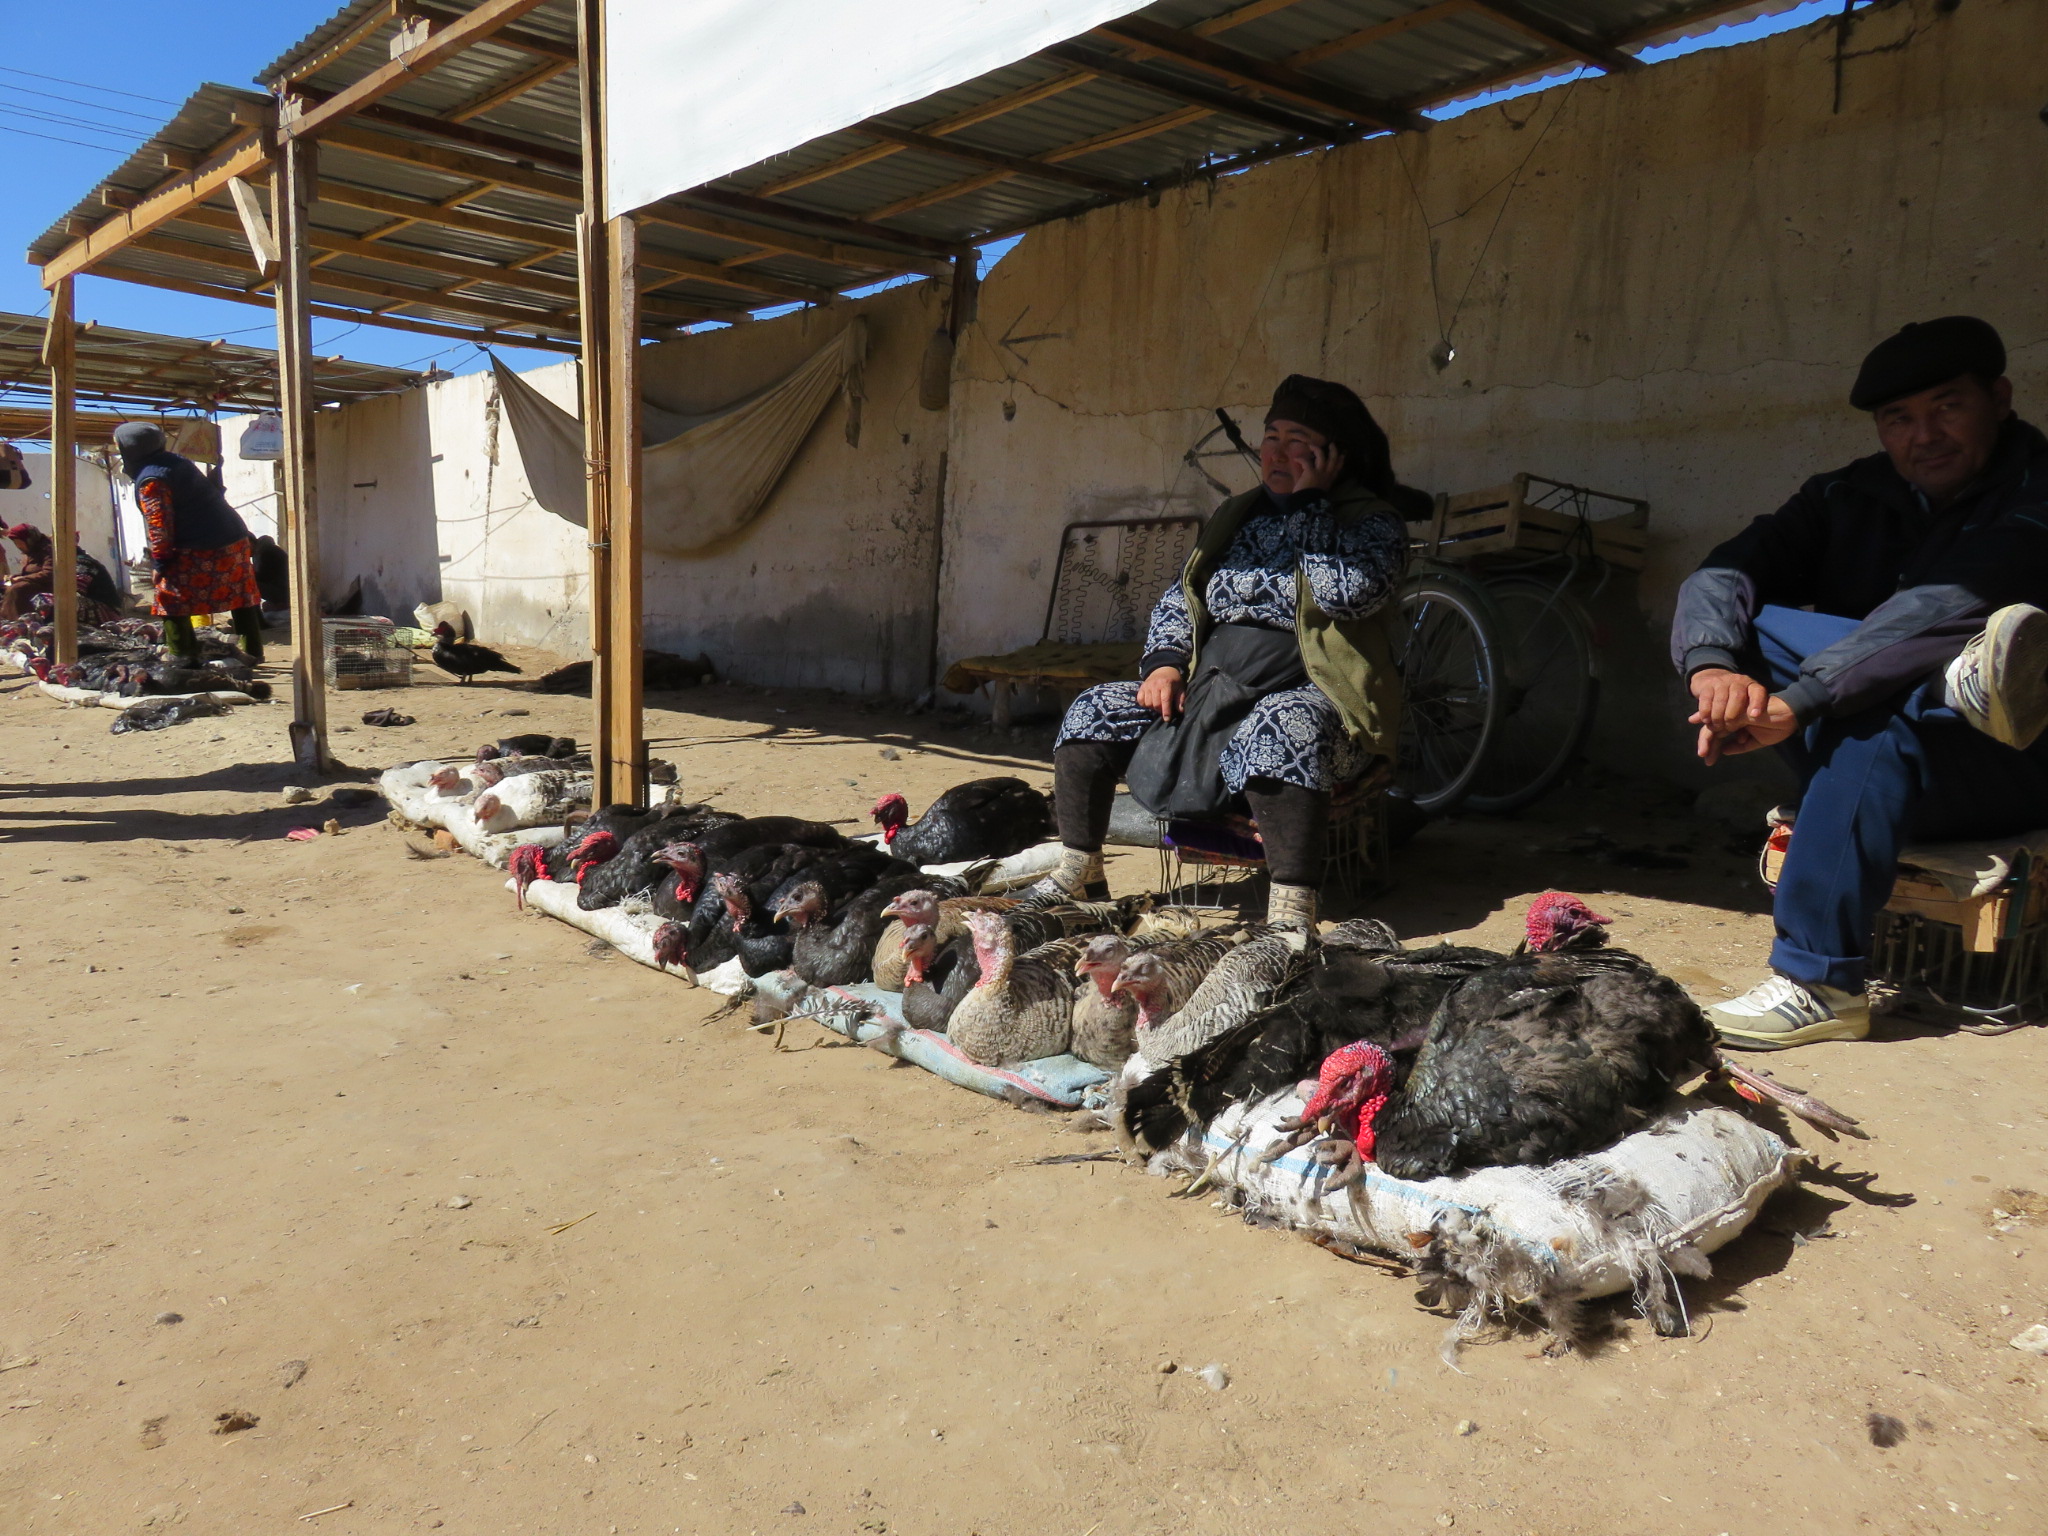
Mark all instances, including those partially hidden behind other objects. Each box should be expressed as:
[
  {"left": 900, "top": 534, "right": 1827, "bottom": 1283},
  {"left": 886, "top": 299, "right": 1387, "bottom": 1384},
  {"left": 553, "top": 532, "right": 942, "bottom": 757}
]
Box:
[
  {"left": 1314, "top": 1138, "right": 1365, "bottom": 1195},
  {"left": 1715, "top": 1058, "right": 1868, "bottom": 1139},
  {"left": 1176, "top": 1125, "right": 1253, "bottom": 1199},
  {"left": 1257, "top": 1109, "right": 1333, "bottom": 1165}
]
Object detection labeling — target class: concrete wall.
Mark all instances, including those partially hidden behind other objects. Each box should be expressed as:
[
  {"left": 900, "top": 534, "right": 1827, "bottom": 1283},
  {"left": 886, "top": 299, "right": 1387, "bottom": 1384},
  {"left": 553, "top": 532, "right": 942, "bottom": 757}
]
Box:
[
  {"left": 0, "top": 451, "right": 124, "bottom": 581},
  {"left": 937, "top": 0, "right": 2047, "bottom": 775},
  {"left": 265, "top": 278, "right": 949, "bottom": 695}
]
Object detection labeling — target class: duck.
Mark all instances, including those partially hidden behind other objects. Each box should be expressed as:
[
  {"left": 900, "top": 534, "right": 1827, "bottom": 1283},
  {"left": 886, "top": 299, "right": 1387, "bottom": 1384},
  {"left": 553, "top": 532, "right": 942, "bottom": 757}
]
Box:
[
  {"left": 870, "top": 777, "right": 1053, "bottom": 866},
  {"left": 1271, "top": 895, "right": 1865, "bottom": 1187},
  {"left": 945, "top": 911, "right": 1091, "bottom": 1066},
  {"left": 430, "top": 622, "right": 521, "bottom": 684}
]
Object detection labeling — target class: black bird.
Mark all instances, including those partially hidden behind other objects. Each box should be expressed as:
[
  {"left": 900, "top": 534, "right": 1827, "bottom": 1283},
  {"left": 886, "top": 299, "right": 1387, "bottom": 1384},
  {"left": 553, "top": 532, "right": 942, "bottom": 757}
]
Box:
[
  {"left": 431, "top": 622, "right": 520, "bottom": 684},
  {"left": 773, "top": 867, "right": 964, "bottom": 988},
  {"left": 1118, "top": 921, "right": 1504, "bottom": 1154},
  {"left": 575, "top": 804, "right": 743, "bottom": 912},
  {"left": 870, "top": 777, "right": 1053, "bottom": 865}
]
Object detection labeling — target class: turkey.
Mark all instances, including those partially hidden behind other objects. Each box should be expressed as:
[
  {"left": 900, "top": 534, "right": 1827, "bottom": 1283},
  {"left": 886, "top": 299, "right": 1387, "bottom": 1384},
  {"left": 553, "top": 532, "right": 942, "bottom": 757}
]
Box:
[
  {"left": 470, "top": 768, "right": 592, "bottom": 834},
  {"left": 694, "top": 815, "right": 844, "bottom": 865},
  {"left": 576, "top": 805, "right": 751, "bottom": 912},
  {"left": 710, "top": 871, "right": 805, "bottom": 976},
  {"left": 1117, "top": 921, "right": 1507, "bottom": 1154},
  {"left": 945, "top": 912, "right": 1093, "bottom": 1066},
  {"left": 773, "top": 868, "right": 967, "bottom": 988},
  {"left": 506, "top": 806, "right": 657, "bottom": 909},
  {"left": 471, "top": 752, "right": 593, "bottom": 787},
  {"left": 478, "top": 734, "right": 576, "bottom": 761},
  {"left": 898, "top": 925, "right": 981, "bottom": 1033},
  {"left": 430, "top": 622, "right": 521, "bottom": 684},
  {"left": 1069, "top": 927, "right": 1248, "bottom": 1071},
  {"left": 1272, "top": 894, "right": 1865, "bottom": 1187},
  {"left": 871, "top": 777, "right": 1053, "bottom": 866},
  {"left": 652, "top": 842, "right": 836, "bottom": 971},
  {"left": 872, "top": 889, "right": 1131, "bottom": 991},
  {"left": 763, "top": 841, "right": 908, "bottom": 920},
  {"left": 1111, "top": 925, "right": 1312, "bottom": 1069}
]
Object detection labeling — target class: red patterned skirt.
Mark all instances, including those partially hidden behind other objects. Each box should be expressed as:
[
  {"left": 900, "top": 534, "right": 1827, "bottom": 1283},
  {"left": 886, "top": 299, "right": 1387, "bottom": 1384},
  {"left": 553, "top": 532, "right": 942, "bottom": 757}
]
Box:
[{"left": 153, "top": 537, "right": 263, "bottom": 619}]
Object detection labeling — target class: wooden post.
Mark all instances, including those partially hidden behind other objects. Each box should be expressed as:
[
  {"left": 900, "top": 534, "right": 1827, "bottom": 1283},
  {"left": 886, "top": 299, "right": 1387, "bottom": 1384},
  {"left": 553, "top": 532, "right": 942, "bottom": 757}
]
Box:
[
  {"left": 44, "top": 277, "right": 79, "bottom": 667},
  {"left": 603, "top": 212, "right": 645, "bottom": 804},
  {"left": 272, "top": 128, "right": 331, "bottom": 772}
]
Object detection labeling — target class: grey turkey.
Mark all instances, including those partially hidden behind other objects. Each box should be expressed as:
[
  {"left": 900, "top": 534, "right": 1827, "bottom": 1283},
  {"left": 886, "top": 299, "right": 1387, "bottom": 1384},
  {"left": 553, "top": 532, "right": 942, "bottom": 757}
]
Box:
[
  {"left": 898, "top": 925, "right": 980, "bottom": 1032},
  {"left": 1069, "top": 927, "right": 1249, "bottom": 1071},
  {"left": 1116, "top": 920, "right": 1506, "bottom": 1154},
  {"left": 870, "top": 777, "right": 1053, "bottom": 866},
  {"left": 943, "top": 912, "right": 1096, "bottom": 1066},
  {"left": 1265, "top": 895, "right": 1865, "bottom": 1187},
  {"left": 1111, "top": 924, "right": 1315, "bottom": 1069}
]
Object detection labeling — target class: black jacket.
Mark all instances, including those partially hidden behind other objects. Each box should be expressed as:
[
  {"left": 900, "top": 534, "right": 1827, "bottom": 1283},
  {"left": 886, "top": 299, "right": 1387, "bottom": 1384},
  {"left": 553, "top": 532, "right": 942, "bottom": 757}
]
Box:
[
  {"left": 1670, "top": 417, "right": 2048, "bottom": 721},
  {"left": 133, "top": 452, "right": 251, "bottom": 553}
]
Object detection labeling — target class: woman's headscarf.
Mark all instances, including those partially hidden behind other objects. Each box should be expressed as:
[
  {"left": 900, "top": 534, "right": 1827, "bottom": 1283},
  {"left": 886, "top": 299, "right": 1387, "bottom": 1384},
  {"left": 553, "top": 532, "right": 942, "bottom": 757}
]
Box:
[
  {"left": 114, "top": 421, "right": 169, "bottom": 481},
  {"left": 4, "top": 521, "right": 51, "bottom": 561},
  {"left": 1265, "top": 374, "right": 1434, "bottom": 520}
]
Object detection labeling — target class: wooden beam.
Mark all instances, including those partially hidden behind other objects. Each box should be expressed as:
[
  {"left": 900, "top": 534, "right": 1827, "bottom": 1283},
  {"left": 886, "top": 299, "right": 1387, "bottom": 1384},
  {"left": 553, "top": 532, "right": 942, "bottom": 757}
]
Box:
[
  {"left": 415, "top": 1, "right": 577, "bottom": 61},
  {"left": 685, "top": 187, "right": 964, "bottom": 261},
  {"left": 603, "top": 211, "right": 645, "bottom": 807},
  {"left": 448, "top": 54, "right": 575, "bottom": 121},
  {"left": 633, "top": 245, "right": 838, "bottom": 305},
  {"left": 638, "top": 204, "right": 946, "bottom": 279},
  {"left": 89, "top": 262, "right": 579, "bottom": 352},
  {"left": 39, "top": 133, "right": 269, "bottom": 285},
  {"left": 280, "top": 0, "right": 555, "bottom": 144},
  {"left": 46, "top": 278, "right": 78, "bottom": 668},
  {"left": 1098, "top": 16, "right": 1430, "bottom": 131},
  {"left": 227, "top": 176, "right": 280, "bottom": 275},
  {"left": 576, "top": 0, "right": 615, "bottom": 804},
  {"left": 1042, "top": 41, "right": 1352, "bottom": 141},
  {"left": 1470, "top": 0, "right": 1642, "bottom": 71},
  {"left": 1289, "top": 0, "right": 1474, "bottom": 67},
  {"left": 319, "top": 96, "right": 581, "bottom": 172},
  {"left": 321, "top": 122, "right": 580, "bottom": 200},
  {"left": 272, "top": 134, "right": 331, "bottom": 773},
  {"left": 314, "top": 178, "right": 570, "bottom": 248},
  {"left": 1192, "top": 0, "right": 1313, "bottom": 34},
  {"left": 279, "top": 0, "right": 400, "bottom": 84},
  {"left": 852, "top": 119, "right": 1134, "bottom": 198}
]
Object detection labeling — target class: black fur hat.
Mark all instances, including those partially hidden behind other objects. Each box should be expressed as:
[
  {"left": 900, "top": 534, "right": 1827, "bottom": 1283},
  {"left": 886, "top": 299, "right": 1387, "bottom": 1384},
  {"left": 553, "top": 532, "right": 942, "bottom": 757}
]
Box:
[{"left": 1849, "top": 316, "right": 2006, "bottom": 411}]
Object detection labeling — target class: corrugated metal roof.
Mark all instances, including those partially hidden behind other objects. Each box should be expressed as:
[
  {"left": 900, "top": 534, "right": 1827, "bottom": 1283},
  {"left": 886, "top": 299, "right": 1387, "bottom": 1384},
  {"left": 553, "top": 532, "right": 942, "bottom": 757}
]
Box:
[
  {"left": 30, "top": 0, "right": 1793, "bottom": 346},
  {"left": 0, "top": 307, "right": 424, "bottom": 415}
]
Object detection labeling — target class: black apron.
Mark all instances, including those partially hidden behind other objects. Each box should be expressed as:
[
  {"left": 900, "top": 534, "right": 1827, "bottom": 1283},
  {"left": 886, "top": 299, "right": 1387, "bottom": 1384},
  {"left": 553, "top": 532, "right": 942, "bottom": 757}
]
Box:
[{"left": 1125, "top": 623, "right": 1307, "bottom": 819}]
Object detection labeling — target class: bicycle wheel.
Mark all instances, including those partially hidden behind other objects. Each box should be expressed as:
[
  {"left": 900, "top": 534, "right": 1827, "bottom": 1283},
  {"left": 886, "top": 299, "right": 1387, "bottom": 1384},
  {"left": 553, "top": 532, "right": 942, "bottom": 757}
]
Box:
[
  {"left": 1392, "top": 573, "right": 1503, "bottom": 815},
  {"left": 1461, "top": 576, "right": 1599, "bottom": 814}
]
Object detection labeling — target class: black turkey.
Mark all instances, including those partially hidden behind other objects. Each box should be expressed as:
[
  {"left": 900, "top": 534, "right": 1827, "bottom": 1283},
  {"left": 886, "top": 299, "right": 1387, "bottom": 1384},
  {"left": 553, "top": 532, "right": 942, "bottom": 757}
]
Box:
[
  {"left": 871, "top": 777, "right": 1052, "bottom": 865},
  {"left": 1271, "top": 895, "right": 1864, "bottom": 1187}
]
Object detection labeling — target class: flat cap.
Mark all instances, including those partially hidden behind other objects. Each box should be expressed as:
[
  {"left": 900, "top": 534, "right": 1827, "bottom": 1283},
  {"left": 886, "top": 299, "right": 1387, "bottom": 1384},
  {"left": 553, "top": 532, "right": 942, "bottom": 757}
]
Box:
[{"left": 1850, "top": 315, "right": 2006, "bottom": 411}]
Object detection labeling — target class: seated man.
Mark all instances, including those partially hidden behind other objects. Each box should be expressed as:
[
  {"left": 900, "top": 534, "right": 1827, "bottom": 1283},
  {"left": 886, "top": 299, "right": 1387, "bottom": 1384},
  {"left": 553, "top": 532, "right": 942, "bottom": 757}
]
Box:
[{"left": 1674, "top": 315, "right": 2048, "bottom": 1048}]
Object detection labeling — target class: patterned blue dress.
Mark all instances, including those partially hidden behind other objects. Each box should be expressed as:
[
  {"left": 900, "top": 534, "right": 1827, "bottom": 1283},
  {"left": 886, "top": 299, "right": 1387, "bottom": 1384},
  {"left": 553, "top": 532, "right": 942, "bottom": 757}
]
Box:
[{"left": 1056, "top": 490, "right": 1405, "bottom": 793}]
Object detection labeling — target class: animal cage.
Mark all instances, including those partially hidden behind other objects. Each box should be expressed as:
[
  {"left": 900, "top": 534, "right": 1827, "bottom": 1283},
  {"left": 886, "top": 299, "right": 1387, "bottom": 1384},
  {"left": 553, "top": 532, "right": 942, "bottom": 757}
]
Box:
[{"left": 323, "top": 616, "right": 412, "bottom": 690}]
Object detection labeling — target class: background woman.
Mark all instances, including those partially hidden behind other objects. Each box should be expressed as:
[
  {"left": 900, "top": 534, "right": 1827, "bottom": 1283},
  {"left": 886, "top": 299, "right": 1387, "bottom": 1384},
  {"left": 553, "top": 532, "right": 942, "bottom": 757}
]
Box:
[
  {"left": 2, "top": 521, "right": 123, "bottom": 623},
  {"left": 114, "top": 422, "right": 265, "bottom": 662},
  {"left": 1028, "top": 375, "right": 1429, "bottom": 930}
]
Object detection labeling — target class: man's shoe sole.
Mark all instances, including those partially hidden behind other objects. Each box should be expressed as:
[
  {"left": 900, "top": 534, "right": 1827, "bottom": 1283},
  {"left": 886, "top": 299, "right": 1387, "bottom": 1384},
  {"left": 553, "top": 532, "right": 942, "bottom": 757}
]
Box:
[
  {"left": 1983, "top": 604, "right": 2048, "bottom": 750},
  {"left": 1712, "top": 1015, "right": 1870, "bottom": 1051}
]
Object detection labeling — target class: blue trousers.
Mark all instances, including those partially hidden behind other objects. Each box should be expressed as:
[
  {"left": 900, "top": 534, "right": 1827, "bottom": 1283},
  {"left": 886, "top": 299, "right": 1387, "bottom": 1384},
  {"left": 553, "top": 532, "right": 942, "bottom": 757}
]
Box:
[{"left": 1753, "top": 606, "right": 2048, "bottom": 990}]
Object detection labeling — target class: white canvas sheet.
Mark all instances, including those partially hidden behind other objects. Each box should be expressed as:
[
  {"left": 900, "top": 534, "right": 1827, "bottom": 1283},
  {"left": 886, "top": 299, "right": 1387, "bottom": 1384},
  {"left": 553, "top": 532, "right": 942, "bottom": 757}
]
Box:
[{"left": 604, "top": 0, "right": 1152, "bottom": 218}]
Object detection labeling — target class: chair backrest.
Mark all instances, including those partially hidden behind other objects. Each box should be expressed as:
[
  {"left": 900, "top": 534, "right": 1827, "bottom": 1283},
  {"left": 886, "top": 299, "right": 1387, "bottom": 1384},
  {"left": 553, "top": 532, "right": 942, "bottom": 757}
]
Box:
[{"left": 1040, "top": 516, "right": 1202, "bottom": 645}]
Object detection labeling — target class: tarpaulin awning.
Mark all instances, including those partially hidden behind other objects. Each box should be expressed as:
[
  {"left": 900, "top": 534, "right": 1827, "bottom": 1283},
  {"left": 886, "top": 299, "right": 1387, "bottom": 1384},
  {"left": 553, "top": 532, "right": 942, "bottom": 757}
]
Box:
[{"left": 492, "top": 316, "right": 867, "bottom": 556}]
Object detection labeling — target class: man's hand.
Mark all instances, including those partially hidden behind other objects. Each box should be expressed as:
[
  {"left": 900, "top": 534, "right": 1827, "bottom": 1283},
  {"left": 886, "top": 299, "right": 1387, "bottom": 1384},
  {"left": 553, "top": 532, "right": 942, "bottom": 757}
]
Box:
[
  {"left": 1697, "top": 694, "right": 1799, "bottom": 765},
  {"left": 1137, "top": 666, "right": 1185, "bottom": 722},
  {"left": 1688, "top": 667, "right": 1770, "bottom": 735}
]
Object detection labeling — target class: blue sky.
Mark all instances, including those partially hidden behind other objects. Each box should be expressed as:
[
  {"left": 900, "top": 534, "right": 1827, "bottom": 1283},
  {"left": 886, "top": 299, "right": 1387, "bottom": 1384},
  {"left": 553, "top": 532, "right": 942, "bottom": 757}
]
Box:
[{"left": 4, "top": 1, "right": 1836, "bottom": 388}]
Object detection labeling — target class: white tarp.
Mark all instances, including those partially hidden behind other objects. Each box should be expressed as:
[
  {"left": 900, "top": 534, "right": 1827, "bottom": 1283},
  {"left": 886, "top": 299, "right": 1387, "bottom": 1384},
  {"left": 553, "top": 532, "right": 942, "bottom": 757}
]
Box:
[{"left": 603, "top": 0, "right": 1152, "bottom": 219}]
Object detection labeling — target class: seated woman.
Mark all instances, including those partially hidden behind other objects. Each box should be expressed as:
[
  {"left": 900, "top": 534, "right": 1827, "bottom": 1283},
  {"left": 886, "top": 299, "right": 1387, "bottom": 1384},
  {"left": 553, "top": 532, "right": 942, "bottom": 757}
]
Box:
[
  {"left": 1, "top": 522, "right": 124, "bottom": 624},
  {"left": 114, "top": 422, "right": 265, "bottom": 662},
  {"left": 1029, "top": 375, "right": 1429, "bottom": 929}
]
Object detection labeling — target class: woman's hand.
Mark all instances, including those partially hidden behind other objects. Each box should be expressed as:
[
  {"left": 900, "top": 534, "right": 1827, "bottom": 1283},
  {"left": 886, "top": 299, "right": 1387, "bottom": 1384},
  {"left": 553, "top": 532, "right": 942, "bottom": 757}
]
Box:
[
  {"left": 1136, "top": 666, "right": 1185, "bottom": 722},
  {"left": 1286, "top": 439, "right": 1346, "bottom": 493}
]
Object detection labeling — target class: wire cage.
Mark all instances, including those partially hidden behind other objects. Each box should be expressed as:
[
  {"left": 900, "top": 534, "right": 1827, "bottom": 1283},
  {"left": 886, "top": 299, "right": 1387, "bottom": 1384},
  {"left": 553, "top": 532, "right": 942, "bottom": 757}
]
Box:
[{"left": 323, "top": 616, "right": 412, "bottom": 690}]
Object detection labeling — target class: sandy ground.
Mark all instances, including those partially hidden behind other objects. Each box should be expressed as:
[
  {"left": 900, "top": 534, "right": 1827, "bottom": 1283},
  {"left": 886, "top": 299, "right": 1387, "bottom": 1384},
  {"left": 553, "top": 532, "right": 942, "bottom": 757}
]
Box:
[{"left": 2, "top": 636, "right": 2046, "bottom": 1536}]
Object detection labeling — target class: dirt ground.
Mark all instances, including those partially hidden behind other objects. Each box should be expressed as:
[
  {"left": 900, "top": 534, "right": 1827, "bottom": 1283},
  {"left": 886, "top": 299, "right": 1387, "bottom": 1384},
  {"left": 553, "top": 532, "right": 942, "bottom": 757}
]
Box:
[{"left": 3, "top": 636, "right": 2045, "bottom": 1536}]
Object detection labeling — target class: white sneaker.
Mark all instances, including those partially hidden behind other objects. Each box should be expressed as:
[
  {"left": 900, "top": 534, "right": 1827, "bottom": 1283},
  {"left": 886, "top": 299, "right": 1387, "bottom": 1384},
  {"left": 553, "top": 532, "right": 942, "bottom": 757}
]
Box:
[
  {"left": 1945, "top": 604, "right": 2048, "bottom": 749},
  {"left": 1707, "top": 973, "right": 1870, "bottom": 1050}
]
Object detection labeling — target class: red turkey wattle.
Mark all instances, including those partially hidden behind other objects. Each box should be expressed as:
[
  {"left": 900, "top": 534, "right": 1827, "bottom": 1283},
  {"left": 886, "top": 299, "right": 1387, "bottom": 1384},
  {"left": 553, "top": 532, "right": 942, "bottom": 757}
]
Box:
[
  {"left": 1524, "top": 891, "right": 1613, "bottom": 952},
  {"left": 1300, "top": 1040, "right": 1395, "bottom": 1159}
]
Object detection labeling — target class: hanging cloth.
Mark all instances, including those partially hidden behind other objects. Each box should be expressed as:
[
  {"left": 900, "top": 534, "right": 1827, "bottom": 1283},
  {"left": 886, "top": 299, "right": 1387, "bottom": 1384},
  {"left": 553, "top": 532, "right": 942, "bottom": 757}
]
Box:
[{"left": 492, "top": 317, "right": 867, "bottom": 558}]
